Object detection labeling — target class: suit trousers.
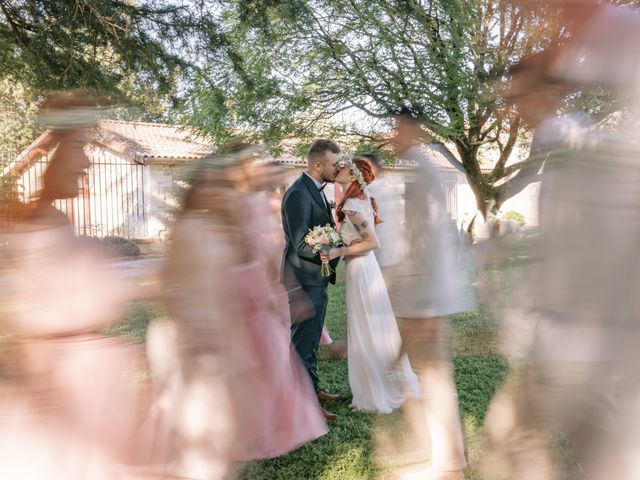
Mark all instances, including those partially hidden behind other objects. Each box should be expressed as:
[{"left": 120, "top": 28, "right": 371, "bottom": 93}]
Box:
[{"left": 288, "top": 284, "right": 328, "bottom": 393}]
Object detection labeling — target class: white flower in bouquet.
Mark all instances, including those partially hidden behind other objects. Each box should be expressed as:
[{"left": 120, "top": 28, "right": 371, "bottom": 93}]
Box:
[{"left": 304, "top": 224, "right": 343, "bottom": 277}]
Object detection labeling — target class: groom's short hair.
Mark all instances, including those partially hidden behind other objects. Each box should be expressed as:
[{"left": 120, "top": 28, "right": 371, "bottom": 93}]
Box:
[{"left": 307, "top": 139, "right": 340, "bottom": 164}]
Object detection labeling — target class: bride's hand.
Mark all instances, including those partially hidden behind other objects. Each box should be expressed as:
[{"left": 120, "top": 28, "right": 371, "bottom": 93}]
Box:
[
  {"left": 320, "top": 248, "right": 343, "bottom": 262},
  {"left": 329, "top": 247, "right": 343, "bottom": 260}
]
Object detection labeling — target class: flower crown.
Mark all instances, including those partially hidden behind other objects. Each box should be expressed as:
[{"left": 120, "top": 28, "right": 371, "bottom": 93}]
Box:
[{"left": 339, "top": 155, "right": 368, "bottom": 191}]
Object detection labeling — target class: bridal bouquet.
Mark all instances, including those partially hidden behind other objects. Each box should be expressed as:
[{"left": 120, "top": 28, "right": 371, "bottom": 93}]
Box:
[{"left": 305, "top": 224, "right": 343, "bottom": 277}]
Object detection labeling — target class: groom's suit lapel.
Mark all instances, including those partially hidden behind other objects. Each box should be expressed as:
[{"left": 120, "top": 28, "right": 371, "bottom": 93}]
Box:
[{"left": 300, "top": 173, "right": 333, "bottom": 224}]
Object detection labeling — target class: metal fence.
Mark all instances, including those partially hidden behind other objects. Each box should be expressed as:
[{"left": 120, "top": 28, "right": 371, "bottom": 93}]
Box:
[
  {"left": 441, "top": 174, "right": 459, "bottom": 220},
  {"left": 1, "top": 149, "right": 147, "bottom": 239}
]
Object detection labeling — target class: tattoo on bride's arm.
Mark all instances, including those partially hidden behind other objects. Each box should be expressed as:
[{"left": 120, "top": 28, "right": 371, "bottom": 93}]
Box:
[
  {"left": 361, "top": 232, "right": 369, "bottom": 239},
  {"left": 360, "top": 220, "right": 369, "bottom": 229}
]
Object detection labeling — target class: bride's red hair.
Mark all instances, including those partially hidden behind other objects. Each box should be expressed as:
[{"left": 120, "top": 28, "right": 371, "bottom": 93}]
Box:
[{"left": 336, "top": 157, "right": 382, "bottom": 225}]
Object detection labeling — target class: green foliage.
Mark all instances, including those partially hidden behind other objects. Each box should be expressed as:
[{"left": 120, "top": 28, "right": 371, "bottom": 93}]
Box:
[
  {"left": 0, "top": 166, "right": 21, "bottom": 219},
  {"left": 0, "top": 0, "right": 246, "bottom": 136},
  {"left": 501, "top": 210, "right": 526, "bottom": 226},
  {"left": 100, "top": 235, "right": 141, "bottom": 258},
  {"left": 103, "top": 299, "right": 165, "bottom": 343},
  {"left": 0, "top": 79, "right": 38, "bottom": 151},
  {"left": 0, "top": 170, "right": 20, "bottom": 202},
  {"left": 293, "top": 141, "right": 313, "bottom": 160},
  {"left": 0, "top": 0, "right": 190, "bottom": 97},
  {"left": 0, "top": 0, "right": 194, "bottom": 152},
  {"left": 455, "top": 355, "right": 509, "bottom": 425},
  {"left": 353, "top": 140, "right": 395, "bottom": 166},
  {"left": 180, "top": 0, "right": 562, "bottom": 212},
  {"left": 82, "top": 235, "right": 141, "bottom": 258}
]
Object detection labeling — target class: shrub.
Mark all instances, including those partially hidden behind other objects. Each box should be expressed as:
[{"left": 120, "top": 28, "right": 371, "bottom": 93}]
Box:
[
  {"left": 501, "top": 210, "right": 526, "bottom": 226},
  {"left": 0, "top": 170, "right": 21, "bottom": 219},
  {"left": 100, "top": 235, "right": 140, "bottom": 258}
]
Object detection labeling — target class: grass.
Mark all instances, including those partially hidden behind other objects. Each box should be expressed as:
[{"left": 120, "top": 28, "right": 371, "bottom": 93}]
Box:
[
  {"left": 115, "top": 233, "right": 542, "bottom": 479},
  {"left": 103, "top": 299, "right": 166, "bottom": 343}
]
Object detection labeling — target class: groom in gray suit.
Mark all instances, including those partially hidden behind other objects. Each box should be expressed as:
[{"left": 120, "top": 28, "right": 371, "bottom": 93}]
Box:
[{"left": 281, "top": 139, "right": 343, "bottom": 420}]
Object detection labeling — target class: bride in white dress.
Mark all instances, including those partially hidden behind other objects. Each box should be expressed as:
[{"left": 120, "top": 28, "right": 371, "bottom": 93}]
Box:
[{"left": 323, "top": 156, "right": 419, "bottom": 413}]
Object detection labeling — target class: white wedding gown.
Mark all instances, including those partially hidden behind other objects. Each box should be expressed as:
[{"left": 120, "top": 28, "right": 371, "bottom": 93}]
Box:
[{"left": 340, "top": 197, "right": 420, "bottom": 413}]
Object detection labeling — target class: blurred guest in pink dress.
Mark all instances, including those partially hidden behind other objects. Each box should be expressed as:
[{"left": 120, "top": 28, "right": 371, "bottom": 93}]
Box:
[
  {"left": 156, "top": 145, "right": 326, "bottom": 478},
  {"left": 0, "top": 93, "right": 153, "bottom": 479}
]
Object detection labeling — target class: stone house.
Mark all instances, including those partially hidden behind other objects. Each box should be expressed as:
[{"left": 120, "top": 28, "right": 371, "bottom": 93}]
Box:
[
  {"left": 5, "top": 120, "right": 539, "bottom": 245},
  {"left": 4, "top": 120, "right": 213, "bottom": 242}
]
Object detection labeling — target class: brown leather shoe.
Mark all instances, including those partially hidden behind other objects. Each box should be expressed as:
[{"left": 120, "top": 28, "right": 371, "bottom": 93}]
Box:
[
  {"left": 320, "top": 407, "right": 337, "bottom": 421},
  {"left": 318, "top": 390, "right": 343, "bottom": 402}
]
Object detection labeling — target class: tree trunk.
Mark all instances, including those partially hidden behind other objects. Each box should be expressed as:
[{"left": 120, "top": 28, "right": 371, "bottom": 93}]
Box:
[{"left": 458, "top": 146, "right": 496, "bottom": 219}]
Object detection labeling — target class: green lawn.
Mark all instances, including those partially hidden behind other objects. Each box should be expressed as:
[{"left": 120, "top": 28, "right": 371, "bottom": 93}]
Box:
[{"left": 116, "top": 236, "right": 542, "bottom": 479}]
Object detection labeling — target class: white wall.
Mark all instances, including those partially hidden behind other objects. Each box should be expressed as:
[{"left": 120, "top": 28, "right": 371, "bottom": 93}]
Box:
[
  {"left": 16, "top": 147, "right": 148, "bottom": 238},
  {"left": 146, "top": 162, "right": 191, "bottom": 242},
  {"left": 499, "top": 182, "right": 540, "bottom": 226},
  {"left": 452, "top": 175, "right": 540, "bottom": 227}
]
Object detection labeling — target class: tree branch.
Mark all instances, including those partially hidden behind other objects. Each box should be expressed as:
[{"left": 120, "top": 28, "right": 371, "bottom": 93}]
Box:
[
  {"left": 428, "top": 141, "right": 466, "bottom": 172},
  {"left": 490, "top": 113, "right": 521, "bottom": 179}
]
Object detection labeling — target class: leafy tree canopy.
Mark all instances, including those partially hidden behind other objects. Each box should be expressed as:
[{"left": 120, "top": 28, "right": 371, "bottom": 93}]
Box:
[
  {"left": 0, "top": 77, "right": 38, "bottom": 153},
  {"left": 0, "top": 0, "right": 237, "bottom": 149},
  {"left": 0, "top": 0, "right": 197, "bottom": 97},
  {"left": 179, "top": 0, "right": 632, "bottom": 213}
]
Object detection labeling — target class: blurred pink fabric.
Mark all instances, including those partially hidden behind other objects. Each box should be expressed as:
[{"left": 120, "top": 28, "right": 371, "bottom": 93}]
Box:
[
  {"left": 319, "top": 327, "right": 333, "bottom": 345},
  {"left": 0, "top": 218, "right": 152, "bottom": 479},
  {"left": 154, "top": 192, "right": 326, "bottom": 476},
  {"left": 229, "top": 261, "right": 327, "bottom": 460},
  {"left": 234, "top": 193, "right": 327, "bottom": 459}
]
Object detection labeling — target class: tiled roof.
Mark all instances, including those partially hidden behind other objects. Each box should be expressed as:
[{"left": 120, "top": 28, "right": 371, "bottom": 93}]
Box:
[
  {"left": 11, "top": 120, "right": 490, "bottom": 175},
  {"left": 395, "top": 144, "right": 494, "bottom": 173},
  {"left": 4, "top": 130, "right": 53, "bottom": 174},
  {"left": 271, "top": 143, "right": 468, "bottom": 172},
  {"left": 393, "top": 143, "right": 462, "bottom": 170},
  {"left": 95, "top": 120, "right": 214, "bottom": 163}
]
